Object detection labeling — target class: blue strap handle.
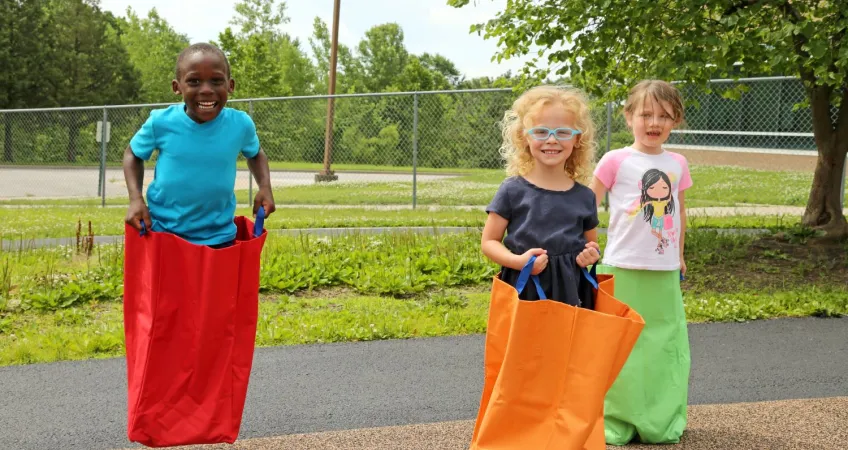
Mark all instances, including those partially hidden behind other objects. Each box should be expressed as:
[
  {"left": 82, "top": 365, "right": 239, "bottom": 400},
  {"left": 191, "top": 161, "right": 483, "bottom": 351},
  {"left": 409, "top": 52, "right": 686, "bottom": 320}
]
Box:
[
  {"left": 139, "top": 221, "right": 147, "bottom": 237},
  {"left": 581, "top": 265, "right": 599, "bottom": 290},
  {"left": 517, "top": 254, "right": 602, "bottom": 299},
  {"left": 254, "top": 206, "right": 266, "bottom": 237},
  {"left": 579, "top": 247, "right": 602, "bottom": 289},
  {"left": 514, "top": 255, "right": 548, "bottom": 300}
]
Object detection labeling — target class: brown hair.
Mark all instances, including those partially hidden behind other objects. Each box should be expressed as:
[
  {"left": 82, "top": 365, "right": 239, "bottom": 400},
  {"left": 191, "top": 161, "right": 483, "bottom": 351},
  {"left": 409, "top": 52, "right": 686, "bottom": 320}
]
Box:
[{"left": 623, "top": 80, "right": 684, "bottom": 124}]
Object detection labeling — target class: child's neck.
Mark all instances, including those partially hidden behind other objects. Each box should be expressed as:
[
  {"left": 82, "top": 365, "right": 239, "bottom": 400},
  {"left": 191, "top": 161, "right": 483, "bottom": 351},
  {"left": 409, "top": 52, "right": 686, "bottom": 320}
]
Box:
[
  {"left": 631, "top": 141, "right": 664, "bottom": 155},
  {"left": 524, "top": 165, "right": 575, "bottom": 191}
]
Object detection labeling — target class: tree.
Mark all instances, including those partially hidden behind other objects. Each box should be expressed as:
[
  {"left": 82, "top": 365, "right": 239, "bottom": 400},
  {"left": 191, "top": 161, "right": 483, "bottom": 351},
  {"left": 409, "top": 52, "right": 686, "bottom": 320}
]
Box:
[
  {"left": 231, "top": 0, "right": 289, "bottom": 37},
  {"left": 119, "top": 7, "right": 190, "bottom": 103},
  {"left": 47, "top": 0, "right": 139, "bottom": 162},
  {"left": 219, "top": 28, "right": 282, "bottom": 98},
  {"left": 0, "top": 0, "right": 55, "bottom": 161},
  {"left": 356, "top": 23, "right": 409, "bottom": 92},
  {"left": 419, "top": 53, "right": 462, "bottom": 87},
  {"left": 220, "top": 0, "right": 315, "bottom": 98},
  {"left": 310, "top": 17, "right": 359, "bottom": 94},
  {"left": 450, "top": 0, "right": 848, "bottom": 238},
  {"left": 218, "top": 0, "right": 320, "bottom": 163}
]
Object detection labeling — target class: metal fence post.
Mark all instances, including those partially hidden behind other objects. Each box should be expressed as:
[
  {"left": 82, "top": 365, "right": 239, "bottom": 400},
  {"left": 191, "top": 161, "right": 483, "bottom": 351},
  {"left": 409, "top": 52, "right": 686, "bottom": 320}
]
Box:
[
  {"left": 412, "top": 93, "right": 419, "bottom": 209},
  {"left": 248, "top": 100, "right": 254, "bottom": 206},
  {"left": 100, "top": 107, "right": 108, "bottom": 207}
]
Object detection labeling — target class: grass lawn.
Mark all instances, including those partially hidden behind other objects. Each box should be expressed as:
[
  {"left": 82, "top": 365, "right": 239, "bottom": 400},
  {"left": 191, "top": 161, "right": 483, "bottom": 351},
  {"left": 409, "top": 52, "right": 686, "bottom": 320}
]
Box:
[
  {"left": 0, "top": 205, "right": 806, "bottom": 240},
  {"left": 1, "top": 228, "right": 846, "bottom": 366},
  {"left": 231, "top": 166, "right": 847, "bottom": 208}
]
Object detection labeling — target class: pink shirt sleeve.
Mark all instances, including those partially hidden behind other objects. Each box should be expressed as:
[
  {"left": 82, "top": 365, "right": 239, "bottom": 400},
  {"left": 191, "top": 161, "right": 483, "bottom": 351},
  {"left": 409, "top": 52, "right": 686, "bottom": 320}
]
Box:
[
  {"left": 593, "top": 150, "right": 629, "bottom": 189},
  {"left": 669, "top": 152, "right": 693, "bottom": 191}
]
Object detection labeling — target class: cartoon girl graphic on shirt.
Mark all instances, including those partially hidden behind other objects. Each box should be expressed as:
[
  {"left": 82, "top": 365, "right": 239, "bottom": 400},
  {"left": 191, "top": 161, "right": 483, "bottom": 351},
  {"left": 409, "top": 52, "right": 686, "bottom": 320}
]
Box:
[{"left": 640, "top": 169, "right": 675, "bottom": 255}]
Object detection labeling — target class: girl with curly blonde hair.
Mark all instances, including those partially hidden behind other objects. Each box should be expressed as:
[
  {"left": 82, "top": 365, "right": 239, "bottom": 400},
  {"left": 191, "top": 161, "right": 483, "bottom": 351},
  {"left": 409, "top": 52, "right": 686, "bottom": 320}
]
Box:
[{"left": 481, "top": 85, "right": 601, "bottom": 306}]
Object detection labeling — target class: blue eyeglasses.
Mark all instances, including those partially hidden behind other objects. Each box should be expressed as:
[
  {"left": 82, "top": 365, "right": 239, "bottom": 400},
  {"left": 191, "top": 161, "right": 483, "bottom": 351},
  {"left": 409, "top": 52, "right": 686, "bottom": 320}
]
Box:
[{"left": 526, "top": 127, "right": 583, "bottom": 141}]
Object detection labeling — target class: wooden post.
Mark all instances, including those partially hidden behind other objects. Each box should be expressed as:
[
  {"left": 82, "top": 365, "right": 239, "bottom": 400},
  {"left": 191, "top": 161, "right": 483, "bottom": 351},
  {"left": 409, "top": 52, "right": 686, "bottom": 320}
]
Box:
[{"left": 317, "top": 0, "right": 341, "bottom": 182}]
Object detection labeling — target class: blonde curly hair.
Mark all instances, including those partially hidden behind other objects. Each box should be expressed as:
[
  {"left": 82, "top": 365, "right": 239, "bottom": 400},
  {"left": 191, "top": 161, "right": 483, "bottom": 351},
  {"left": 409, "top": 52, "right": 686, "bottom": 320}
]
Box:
[{"left": 500, "top": 85, "right": 596, "bottom": 183}]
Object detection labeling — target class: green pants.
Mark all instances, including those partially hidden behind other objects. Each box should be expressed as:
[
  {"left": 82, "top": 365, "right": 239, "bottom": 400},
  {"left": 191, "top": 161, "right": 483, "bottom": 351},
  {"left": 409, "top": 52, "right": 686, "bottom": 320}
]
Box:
[{"left": 598, "top": 266, "right": 690, "bottom": 445}]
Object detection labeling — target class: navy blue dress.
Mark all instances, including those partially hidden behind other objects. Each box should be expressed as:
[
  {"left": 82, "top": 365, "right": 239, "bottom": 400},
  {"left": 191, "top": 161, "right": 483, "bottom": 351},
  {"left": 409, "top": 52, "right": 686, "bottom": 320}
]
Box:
[{"left": 486, "top": 176, "right": 600, "bottom": 308}]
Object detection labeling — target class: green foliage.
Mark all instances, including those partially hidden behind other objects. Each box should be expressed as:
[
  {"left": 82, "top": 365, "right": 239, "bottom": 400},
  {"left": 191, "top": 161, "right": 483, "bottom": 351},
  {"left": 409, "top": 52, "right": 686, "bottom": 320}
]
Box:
[
  {"left": 449, "top": 1, "right": 847, "bottom": 104},
  {"left": 1, "top": 0, "right": 526, "bottom": 170},
  {"left": 219, "top": 0, "right": 317, "bottom": 99},
  {"left": 0, "top": 232, "right": 495, "bottom": 314},
  {"left": 0, "top": 0, "right": 55, "bottom": 109},
  {"left": 258, "top": 232, "right": 496, "bottom": 297},
  {"left": 119, "top": 7, "right": 190, "bottom": 103},
  {"left": 2, "top": 228, "right": 847, "bottom": 366},
  {"left": 449, "top": 0, "right": 848, "bottom": 232}
]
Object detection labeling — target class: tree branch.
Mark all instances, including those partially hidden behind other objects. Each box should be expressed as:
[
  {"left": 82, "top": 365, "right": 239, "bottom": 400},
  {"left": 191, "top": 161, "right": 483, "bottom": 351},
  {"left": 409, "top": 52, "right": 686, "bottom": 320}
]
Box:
[
  {"left": 782, "top": 1, "right": 804, "bottom": 22},
  {"left": 722, "top": 0, "right": 761, "bottom": 17}
]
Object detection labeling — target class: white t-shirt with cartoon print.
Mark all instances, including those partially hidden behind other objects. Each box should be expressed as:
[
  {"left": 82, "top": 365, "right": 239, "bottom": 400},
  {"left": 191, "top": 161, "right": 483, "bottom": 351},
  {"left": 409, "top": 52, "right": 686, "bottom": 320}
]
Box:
[{"left": 594, "top": 147, "right": 693, "bottom": 271}]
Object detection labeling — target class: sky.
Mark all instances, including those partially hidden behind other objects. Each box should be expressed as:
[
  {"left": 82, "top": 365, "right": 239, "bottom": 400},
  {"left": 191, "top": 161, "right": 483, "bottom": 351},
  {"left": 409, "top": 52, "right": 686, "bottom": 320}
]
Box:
[{"left": 98, "top": 0, "right": 536, "bottom": 79}]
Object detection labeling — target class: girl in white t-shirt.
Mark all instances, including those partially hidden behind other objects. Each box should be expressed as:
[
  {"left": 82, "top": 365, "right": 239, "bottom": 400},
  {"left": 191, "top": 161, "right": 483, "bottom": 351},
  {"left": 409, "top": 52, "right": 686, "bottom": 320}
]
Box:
[{"left": 590, "top": 80, "right": 692, "bottom": 446}]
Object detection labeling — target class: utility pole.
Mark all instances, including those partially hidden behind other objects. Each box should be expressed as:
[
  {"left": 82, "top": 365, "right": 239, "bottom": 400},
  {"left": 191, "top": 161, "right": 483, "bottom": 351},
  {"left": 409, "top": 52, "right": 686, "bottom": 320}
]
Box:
[{"left": 316, "top": 0, "right": 341, "bottom": 182}]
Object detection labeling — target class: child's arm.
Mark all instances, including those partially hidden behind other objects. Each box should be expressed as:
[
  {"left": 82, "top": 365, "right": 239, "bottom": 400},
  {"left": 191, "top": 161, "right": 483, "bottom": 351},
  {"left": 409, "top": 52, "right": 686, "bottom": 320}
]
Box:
[
  {"left": 679, "top": 191, "right": 687, "bottom": 276},
  {"left": 589, "top": 176, "right": 607, "bottom": 207},
  {"left": 576, "top": 228, "right": 601, "bottom": 268},
  {"left": 247, "top": 149, "right": 276, "bottom": 218},
  {"left": 122, "top": 146, "right": 150, "bottom": 231},
  {"left": 481, "top": 212, "right": 548, "bottom": 275}
]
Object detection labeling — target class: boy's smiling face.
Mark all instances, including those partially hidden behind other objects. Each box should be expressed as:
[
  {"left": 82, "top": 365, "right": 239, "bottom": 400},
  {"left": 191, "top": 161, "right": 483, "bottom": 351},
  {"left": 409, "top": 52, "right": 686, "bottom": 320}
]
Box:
[{"left": 172, "top": 51, "right": 234, "bottom": 124}]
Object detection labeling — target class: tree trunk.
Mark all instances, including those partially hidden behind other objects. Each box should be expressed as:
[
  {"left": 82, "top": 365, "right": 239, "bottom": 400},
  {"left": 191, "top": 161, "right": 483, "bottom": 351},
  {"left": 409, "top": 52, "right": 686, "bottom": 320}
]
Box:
[
  {"left": 802, "top": 141, "right": 848, "bottom": 237},
  {"left": 802, "top": 86, "right": 848, "bottom": 238},
  {"left": 3, "top": 116, "right": 12, "bottom": 163}
]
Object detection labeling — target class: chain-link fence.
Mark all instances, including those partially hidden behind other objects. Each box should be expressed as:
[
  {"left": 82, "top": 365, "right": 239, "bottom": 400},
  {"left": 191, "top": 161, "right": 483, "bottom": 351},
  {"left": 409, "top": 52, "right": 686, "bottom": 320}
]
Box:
[
  {"left": 0, "top": 78, "right": 834, "bottom": 206},
  {"left": 667, "top": 76, "right": 833, "bottom": 151}
]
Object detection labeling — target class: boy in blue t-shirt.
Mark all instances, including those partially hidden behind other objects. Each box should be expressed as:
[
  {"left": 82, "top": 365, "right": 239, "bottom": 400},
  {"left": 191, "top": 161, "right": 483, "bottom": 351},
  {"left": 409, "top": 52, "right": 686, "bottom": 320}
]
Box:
[{"left": 123, "top": 43, "right": 275, "bottom": 247}]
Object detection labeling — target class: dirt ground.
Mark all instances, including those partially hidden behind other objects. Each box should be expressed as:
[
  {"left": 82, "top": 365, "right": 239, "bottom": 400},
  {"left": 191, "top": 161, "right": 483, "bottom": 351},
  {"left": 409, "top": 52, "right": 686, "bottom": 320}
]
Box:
[
  {"left": 686, "top": 230, "right": 848, "bottom": 294},
  {"left": 161, "top": 397, "right": 848, "bottom": 450},
  {"left": 671, "top": 147, "right": 819, "bottom": 172}
]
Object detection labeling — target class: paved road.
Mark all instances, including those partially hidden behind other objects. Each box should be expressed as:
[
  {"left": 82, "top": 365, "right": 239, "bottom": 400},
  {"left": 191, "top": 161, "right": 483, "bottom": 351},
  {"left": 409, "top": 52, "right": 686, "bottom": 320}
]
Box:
[
  {"left": 0, "top": 168, "right": 455, "bottom": 199},
  {"left": 1, "top": 317, "right": 845, "bottom": 450}
]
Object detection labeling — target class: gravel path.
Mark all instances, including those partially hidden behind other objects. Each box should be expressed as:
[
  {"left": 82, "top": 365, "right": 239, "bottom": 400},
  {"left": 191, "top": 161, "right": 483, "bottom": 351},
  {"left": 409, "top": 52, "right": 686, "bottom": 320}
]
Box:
[{"left": 158, "top": 397, "right": 848, "bottom": 450}]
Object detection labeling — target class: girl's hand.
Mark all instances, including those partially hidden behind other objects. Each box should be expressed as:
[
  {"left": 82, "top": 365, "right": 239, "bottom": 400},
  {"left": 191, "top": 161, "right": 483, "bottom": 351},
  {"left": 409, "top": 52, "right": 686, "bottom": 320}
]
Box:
[
  {"left": 576, "top": 242, "right": 601, "bottom": 268},
  {"left": 521, "top": 248, "right": 548, "bottom": 275},
  {"left": 680, "top": 258, "right": 687, "bottom": 277}
]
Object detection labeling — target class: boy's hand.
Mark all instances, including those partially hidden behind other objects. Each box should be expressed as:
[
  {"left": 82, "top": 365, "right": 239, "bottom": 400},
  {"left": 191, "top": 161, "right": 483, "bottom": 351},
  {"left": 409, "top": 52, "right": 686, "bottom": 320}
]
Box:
[
  {"left": 125, "top": 198, "right": 151, "bottom": 231},
  {"left": 576, "top": 242, "right": 601, "bottom": 268},
  {"left": 520, "top": 248, "right": 548, "bottom": 275},
  {"left": 253, "top": 186, "right": 276, "bottom": 218}
]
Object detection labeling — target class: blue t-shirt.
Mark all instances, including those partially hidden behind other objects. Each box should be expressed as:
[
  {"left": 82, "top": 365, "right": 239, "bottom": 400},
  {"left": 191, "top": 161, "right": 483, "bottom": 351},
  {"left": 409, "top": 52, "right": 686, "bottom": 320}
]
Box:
[{"left": 130, "top": 104, "right": 260, "bottom": 246}]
